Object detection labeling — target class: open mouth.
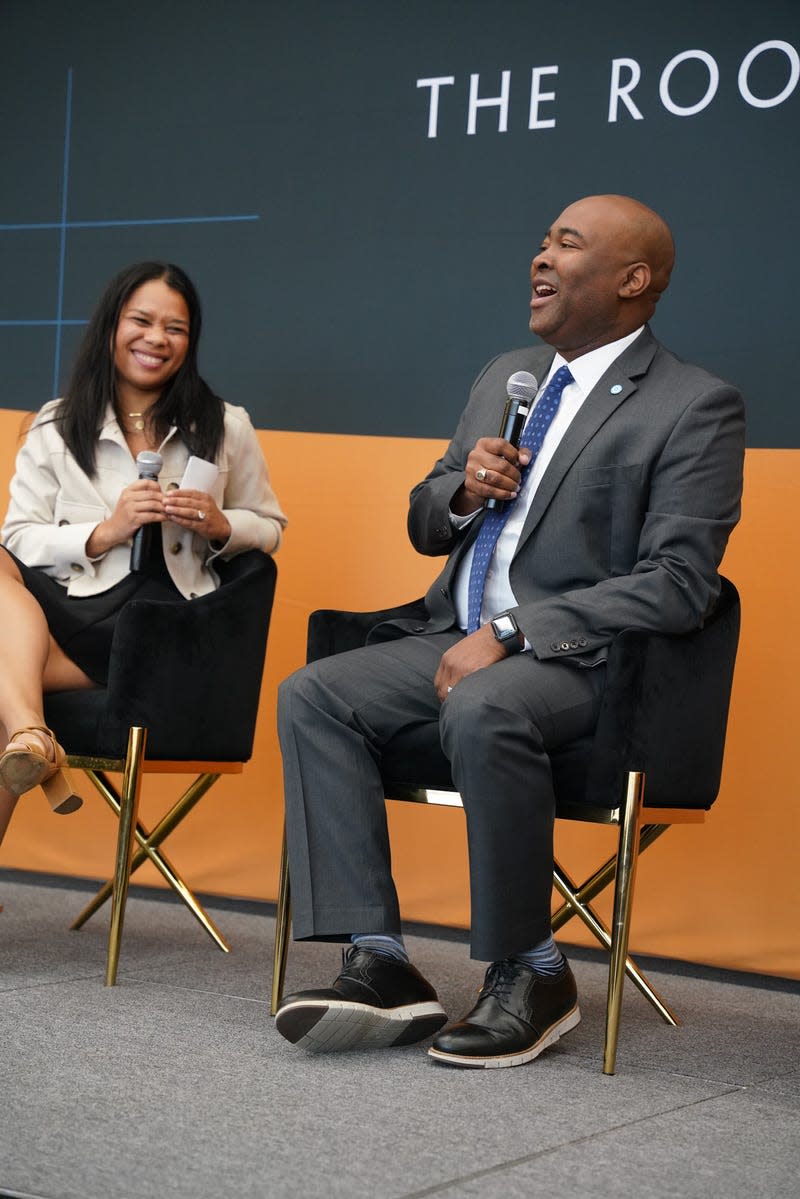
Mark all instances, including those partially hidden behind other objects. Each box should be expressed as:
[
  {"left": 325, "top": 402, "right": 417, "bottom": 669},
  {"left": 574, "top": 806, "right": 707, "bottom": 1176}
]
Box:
[
  {"left": 132, "top": 350, "right": 167, "bottom": 369},
  {"left": 531, "top": 282, "right": 557, "bottom": 308}
]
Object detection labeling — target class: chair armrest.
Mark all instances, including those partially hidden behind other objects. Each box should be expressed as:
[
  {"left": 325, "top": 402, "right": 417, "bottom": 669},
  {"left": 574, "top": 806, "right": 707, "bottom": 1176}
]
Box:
[{"left": 306, "top": 598, "right": 428, "bottom": 663}]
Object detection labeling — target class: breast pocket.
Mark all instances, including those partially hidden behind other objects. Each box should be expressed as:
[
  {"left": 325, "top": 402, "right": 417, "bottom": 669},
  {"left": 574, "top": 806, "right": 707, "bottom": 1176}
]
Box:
[
  {"left": 578, "top": 464, "right": 644, "bottom": 490},
  {"left": 53, "top": 497, "right": 107, "bottom": 526},
  {"left": 577, "top": 464, "right": 646, "bottom": 575}
]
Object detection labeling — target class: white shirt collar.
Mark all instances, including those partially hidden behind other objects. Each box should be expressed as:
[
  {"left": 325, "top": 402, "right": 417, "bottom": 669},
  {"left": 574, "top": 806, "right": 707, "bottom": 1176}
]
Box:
[{"left": 544, "top": 326, "right": 645, "bottom": 398}]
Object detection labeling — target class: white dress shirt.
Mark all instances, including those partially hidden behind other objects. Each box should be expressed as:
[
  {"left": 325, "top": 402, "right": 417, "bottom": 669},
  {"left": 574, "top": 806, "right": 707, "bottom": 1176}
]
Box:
[{"left": 452, "top": 328, "right": 644, "bottom": 631}]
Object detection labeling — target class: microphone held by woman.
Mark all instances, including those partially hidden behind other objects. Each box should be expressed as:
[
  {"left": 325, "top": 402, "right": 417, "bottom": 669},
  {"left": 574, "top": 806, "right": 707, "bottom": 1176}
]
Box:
[{"left": 129, "top": 451, "right": 164, "bottom": 575}]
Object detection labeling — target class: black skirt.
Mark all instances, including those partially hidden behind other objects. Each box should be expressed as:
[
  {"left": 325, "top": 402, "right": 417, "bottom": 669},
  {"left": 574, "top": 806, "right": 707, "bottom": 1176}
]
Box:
[{"left": 3, "top": 545, "right": 183, "bottom": 686}]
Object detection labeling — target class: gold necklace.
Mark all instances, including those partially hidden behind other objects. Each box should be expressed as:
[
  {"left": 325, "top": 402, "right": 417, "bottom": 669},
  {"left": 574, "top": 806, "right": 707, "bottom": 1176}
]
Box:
[{"left": 127, "top": 411, "right": 146, "bottom": 432}]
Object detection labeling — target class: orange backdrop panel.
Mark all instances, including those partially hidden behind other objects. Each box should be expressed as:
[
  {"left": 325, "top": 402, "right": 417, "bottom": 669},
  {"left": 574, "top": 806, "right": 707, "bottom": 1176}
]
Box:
[{"left": 0, "top": 409, "right": 797, "bottom": 979}]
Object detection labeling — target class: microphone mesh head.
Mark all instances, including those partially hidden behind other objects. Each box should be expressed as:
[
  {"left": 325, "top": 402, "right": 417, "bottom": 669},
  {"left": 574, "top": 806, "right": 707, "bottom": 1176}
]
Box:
[
  {"left": 507, "top": 370, "right": 538, "bottom": 402},
  {"left": 136, "top": 451, "right": 163, "bottom": 477}
]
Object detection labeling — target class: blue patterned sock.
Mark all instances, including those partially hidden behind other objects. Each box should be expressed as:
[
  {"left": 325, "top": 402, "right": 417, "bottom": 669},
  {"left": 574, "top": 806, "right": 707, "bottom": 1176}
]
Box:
[
  {"left": 512, "top": 934, "right": 566, "bottom": 977},
  {"left": 351, "top": 933, "right": 409, "bottom": 963}
]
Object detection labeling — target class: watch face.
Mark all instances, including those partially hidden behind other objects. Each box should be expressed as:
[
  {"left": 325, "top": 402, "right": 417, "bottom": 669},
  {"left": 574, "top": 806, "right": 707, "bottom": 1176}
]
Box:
[{"left": 493, "top": 615, "right": 516, "bottom": 640}]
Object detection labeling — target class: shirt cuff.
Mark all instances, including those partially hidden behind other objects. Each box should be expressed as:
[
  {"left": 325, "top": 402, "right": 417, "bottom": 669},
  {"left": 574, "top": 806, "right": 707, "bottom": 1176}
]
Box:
[{"left": 449, "top": 508, "right": 480, "bottom": 529}]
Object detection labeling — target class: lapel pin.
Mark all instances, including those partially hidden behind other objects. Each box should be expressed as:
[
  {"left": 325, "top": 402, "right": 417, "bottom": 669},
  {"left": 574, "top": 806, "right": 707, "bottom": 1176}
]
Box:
[{"left": 610, "top": 384, "right": 623, "bottom": 394}]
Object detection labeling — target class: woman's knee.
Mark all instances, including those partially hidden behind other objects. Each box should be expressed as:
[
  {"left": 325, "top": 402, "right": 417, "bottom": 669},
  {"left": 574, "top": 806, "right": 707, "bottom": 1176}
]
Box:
[{"left": 0, "top": 547, "right": 23, "bottom": 583}]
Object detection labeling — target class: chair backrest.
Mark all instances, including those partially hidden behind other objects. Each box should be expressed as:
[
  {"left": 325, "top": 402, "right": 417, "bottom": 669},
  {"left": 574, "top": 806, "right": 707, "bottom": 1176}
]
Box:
[
  {"left": 584, "top": 577, "right": 741, "bottom": 809},
  {"left": 45, "top": 551, "right": 277, "bottom": 761}
]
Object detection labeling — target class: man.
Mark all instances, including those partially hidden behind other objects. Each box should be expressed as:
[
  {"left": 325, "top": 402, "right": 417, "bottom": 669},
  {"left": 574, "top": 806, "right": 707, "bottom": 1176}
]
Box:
[{"left": 275, "top": 195, "right": 745, "bottom": 1068}]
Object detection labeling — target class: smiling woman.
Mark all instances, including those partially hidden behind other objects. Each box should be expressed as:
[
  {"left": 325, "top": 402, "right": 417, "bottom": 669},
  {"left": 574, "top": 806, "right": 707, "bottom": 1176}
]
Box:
[
  {"left": 113, "top": 279, "right": 190, "bottom": 411},
  {"left": 0, "top": 261, "right": 287, "bottom": 852}
]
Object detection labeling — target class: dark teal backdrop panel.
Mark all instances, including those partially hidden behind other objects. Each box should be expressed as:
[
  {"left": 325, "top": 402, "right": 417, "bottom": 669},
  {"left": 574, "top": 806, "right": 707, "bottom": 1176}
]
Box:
[{"left": 1, "top": 0, "right": 797, "bottom": 446}]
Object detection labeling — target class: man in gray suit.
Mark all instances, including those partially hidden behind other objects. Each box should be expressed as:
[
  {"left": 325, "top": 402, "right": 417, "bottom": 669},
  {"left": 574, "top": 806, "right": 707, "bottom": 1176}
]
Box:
[{"left": 275, "top": 194, "right": 745, "bottom": 1068}]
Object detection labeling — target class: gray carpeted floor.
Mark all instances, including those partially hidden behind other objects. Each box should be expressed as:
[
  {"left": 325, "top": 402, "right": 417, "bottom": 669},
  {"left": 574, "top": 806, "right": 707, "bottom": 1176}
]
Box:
[{"left": 0, "top": 869, "right": 798, "bottom": 1199}]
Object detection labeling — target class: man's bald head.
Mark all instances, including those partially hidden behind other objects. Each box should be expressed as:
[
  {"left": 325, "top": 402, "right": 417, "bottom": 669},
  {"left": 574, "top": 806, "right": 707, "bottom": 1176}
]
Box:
[{"left": 529, "top": 194, "right": 676, "bottom": 359}]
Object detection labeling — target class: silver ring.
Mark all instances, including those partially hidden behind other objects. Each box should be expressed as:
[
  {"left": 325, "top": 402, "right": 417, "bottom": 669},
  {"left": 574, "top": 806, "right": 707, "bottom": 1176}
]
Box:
[
  {"left": 475, "top": 467, "right": 487, "bottom": 482},
  {"left": 197, "top": 510, "right": 205, "bottom": 521},
  {"left": 446, "top": 685, "right": 453, "bottom": 693}
]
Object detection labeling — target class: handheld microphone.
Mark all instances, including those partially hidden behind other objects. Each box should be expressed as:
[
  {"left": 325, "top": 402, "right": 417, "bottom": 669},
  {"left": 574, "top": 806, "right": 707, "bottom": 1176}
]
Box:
[
  {"left": 130, "top": 451, "right": 164, "bottom": 574},
  {"left": 485, "top": 371, "right": 539, "bottom": 511},
  {"left": 135, "top": 451, "right": 163, "bottom": 481}
]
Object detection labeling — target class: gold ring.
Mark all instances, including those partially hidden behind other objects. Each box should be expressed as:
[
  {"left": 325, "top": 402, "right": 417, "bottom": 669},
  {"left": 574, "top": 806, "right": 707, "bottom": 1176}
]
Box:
[
  {"left": 475, "top": 467, "right": 487, "bottom": 482},
  {"left": 197, "top": 510, "right": 205, "bottom": 521}
]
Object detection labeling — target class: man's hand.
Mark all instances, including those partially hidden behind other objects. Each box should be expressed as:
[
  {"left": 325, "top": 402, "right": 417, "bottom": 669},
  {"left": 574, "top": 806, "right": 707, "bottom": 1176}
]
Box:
[
  {"left": 434, "top": 624, "right": 509, "bottom": 702},
  {"left": 451, "top": 437, "right": 532, "bottom": 516}
]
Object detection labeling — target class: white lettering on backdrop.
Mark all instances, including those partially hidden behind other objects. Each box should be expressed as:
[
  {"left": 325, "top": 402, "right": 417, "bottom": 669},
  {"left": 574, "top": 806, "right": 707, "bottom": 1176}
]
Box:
[{"left": 417, "top": 39, "right": 799, "bottom": 137}]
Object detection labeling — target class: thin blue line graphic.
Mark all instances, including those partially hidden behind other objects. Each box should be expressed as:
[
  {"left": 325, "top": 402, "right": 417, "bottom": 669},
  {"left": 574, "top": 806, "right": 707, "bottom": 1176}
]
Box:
[
  {"left": 0, "top": 215, "right": 259, "bottom": 231},
  {"left": 52, "top": 67, "right": 73, "bottom": 397},
  {"left": 1, "top": 68, "right": 260, "bottom": 397}
]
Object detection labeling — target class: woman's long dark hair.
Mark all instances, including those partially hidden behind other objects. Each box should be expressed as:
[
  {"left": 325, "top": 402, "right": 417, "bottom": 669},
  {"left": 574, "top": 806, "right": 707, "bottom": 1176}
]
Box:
[{"left": 57, "top": 261, "right": 225, "bottom": 476}]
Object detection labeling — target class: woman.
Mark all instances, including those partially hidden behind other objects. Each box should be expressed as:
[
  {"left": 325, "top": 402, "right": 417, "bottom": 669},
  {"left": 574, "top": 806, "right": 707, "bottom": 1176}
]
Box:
[{"left": 0, "top": 261, "right": 286, "bottom": 846}]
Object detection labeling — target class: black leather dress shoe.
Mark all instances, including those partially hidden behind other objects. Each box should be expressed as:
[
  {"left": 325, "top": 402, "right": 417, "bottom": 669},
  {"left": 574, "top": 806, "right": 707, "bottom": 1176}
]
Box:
[
  {"left": 429, "top": 958, "right": 580, "bottom": 1068},
  {"left": 275, "top": 947, "right": 447, "bottom": 1052}
]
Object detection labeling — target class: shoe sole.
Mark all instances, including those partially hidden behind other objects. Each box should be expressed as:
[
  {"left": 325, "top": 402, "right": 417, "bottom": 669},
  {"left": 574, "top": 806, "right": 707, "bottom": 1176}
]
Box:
[
  {"left": 427, "top": 1004, "right": 581, "bottom": 1069},
  {"left": 275, "top": 998, "right": 447, "bottom": 1052},
  {"left": 0, "top": 751, "right": 52, "bottom": 797}
]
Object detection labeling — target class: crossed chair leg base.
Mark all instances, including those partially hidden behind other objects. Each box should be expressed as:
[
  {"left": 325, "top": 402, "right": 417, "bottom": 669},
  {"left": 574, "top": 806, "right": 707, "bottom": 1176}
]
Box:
[{"left": 67, "top": 729, "right": 231, "bottom": 985}]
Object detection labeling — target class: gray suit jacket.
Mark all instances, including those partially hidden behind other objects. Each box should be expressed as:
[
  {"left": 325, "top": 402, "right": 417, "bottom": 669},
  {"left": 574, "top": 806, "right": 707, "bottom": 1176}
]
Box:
[{"left": 395, "top": 326, "right": 745, "bottom": 665}]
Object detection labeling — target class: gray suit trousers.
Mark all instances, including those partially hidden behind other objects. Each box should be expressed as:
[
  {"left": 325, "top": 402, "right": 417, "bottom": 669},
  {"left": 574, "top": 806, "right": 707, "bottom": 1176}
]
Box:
[{"left": 277, "top": 630, "right": 606, "bottom": 961}]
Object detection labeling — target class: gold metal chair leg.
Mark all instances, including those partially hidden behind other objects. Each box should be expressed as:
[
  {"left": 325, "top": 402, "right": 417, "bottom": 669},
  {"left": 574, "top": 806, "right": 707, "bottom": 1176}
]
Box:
[
  {"left": 105, "top": 727, "right": 146, "bottom": 986},
  {"left": 551, "top": 823, "right": 669, "bottom": 932},
  {"left": 71, "top": 771, "right": 230, "bottom": 951},
  {"left": 270, "top": 826, "right": 292, "bottom": 1015},
  {"left": 552, "top": 861, "right": 678, "bottom": 1025},
  {"left": 604, "top": 770, "right": 645, "bottom": 1075}
]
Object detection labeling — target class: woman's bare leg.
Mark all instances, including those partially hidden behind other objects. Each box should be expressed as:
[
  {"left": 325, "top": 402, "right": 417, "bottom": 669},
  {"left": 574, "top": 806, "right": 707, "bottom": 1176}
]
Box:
[{"left": 0, "top": 551, "right": 94, "bottom": 846}]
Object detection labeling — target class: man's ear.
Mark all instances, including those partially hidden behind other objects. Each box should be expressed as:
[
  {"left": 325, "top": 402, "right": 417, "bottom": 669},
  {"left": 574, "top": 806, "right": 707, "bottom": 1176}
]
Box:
[{"left": 619, "top": 262, "right": 651, "bottom": 298}]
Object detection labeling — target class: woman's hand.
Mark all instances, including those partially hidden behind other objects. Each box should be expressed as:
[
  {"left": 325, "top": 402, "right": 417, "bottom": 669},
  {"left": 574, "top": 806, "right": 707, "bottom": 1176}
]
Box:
[
  {"left": 163, "top": 488, "right": 231, "bottom": 545},
  {"left": 85, "top": 479, "right": 165, "bottom": 557}
]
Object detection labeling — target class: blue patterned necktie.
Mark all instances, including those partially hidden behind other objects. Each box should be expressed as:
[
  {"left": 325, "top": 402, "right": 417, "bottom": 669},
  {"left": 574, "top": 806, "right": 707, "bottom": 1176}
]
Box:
[{"left": 466, "top": 363, "right": 574, "bottom": 634}]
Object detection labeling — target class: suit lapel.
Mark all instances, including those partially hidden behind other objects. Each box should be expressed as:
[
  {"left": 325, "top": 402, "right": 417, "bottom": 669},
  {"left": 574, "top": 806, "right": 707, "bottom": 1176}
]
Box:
[{"left": 516, "top": 327, "right": 659, "bottom": 550}]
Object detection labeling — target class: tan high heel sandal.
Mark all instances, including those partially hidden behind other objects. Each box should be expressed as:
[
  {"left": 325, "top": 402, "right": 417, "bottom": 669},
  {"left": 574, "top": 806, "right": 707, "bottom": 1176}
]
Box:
[{"left": 0, "top": 726, "right": 82, "bottom": 815}]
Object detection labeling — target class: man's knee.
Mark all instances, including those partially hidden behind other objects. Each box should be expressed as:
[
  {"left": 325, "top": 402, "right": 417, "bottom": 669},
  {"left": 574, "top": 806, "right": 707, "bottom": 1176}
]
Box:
[
  {"left": 278, "top": 660, "right": 325, "bottom": 722},
  {"left": 439, "top": 674, "right": 534, "bottom": 756}
]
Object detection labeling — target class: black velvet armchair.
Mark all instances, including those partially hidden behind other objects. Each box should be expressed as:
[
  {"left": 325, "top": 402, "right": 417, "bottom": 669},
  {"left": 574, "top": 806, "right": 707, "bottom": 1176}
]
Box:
[
  {"left": 44, "top": 549, "right": 278, "bottom": 984},
  {"left": 271, "top": 577, "right": 741, "bottom": 1074}
]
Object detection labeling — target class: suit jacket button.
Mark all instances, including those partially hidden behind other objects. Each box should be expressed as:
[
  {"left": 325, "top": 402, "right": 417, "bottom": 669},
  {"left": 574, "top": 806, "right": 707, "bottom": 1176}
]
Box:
[
  {"left": 436, "top": 525, "right": 449, "bottom": 538},
  {"left": 579, "top": 637, "right": 588, "bottom": 647},
  {"left": 413, "top": 625, "right": 426, "bottom": 633},
  {"left": 171, "top": 542, "right": 182, "bottom": 554},
  {"left": 569, "top": 639, "right": 579, "bottom": 649},
  {"left": 190, "top": 592, "right": 198, "bottom": 599},
  {"left": 550, "top": 641, "right": 560, "bottom": 652},
  {"left": 560, "top": 642, "right": 570, "bottom": 651}
]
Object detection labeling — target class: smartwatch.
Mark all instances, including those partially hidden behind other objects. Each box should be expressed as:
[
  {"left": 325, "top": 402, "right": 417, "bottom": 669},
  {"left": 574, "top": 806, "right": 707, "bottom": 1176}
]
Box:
[{"left": 490, "top": 612, "right": 523, "bottom": 655}]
